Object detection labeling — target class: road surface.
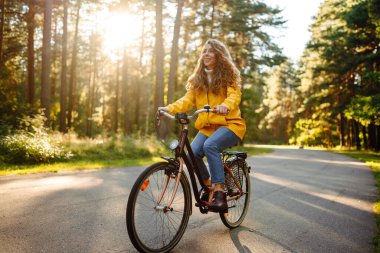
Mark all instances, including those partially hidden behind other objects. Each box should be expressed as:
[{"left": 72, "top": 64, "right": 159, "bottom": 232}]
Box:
[{"left": 0, "top": 147, "right": 376, "bottom": 252}]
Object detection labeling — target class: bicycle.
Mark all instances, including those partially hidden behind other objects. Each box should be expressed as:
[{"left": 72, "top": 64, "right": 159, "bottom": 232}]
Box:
[{"left": 126, "top": 105, "right": 252, "bottom": 253}]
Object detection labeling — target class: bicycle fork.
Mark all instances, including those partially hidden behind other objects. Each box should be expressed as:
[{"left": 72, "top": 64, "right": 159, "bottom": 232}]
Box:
[{"left": 155, "top": 158, "right": 184, "bottom": 213}]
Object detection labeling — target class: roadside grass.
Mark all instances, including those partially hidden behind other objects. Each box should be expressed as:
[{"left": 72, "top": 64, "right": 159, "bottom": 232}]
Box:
[
  {"left": 0, "top": 157, "right": 163, "bottom": 176},
  {"left": 0, "top": 143, "right": 272, "bottom": 176},
  {"left": 333, "top": 149, "right": 380, "bottom": 250}
]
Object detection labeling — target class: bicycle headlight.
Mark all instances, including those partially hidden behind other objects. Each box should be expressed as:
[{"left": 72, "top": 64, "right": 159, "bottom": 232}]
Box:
[{"left": 169, "top": 140, "right": 179, "bottom": 150}]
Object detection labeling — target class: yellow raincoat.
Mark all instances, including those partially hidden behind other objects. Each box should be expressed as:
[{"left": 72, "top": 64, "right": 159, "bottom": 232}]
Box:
[{"left": 166, "top": 85, "right": 246, "bottom": 140}]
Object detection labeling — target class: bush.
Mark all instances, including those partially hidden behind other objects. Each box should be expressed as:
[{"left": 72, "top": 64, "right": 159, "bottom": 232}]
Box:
[
  {"left": 0, "top": 113, "right": 73, "bottom": 164},
  {"left": 69, "top": 134, "right": 166, "bottom": 161},
  {"left": 0, "top": 132, "right": 72, "bottom": 164}
]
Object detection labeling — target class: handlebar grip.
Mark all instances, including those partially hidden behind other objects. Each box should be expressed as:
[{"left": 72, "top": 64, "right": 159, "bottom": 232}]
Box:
[
  {"left": 158, "top": 110, "right": 175, "bottom": 120},
  {"left": 157, "top": 106, "right": 217, "bottom": 121}
]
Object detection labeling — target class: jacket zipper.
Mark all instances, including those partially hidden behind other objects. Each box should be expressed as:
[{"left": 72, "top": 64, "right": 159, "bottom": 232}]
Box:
[{"left": 206, "top": 89, "right": 210, "bottom": 126}]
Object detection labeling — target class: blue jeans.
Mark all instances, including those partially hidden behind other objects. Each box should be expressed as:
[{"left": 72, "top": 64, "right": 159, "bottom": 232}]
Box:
[{"left": 190, "top": 127, "right": 241, "bottom": 184}]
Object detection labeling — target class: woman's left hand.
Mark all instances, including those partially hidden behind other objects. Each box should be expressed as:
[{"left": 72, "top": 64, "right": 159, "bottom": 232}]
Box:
[{"left": 215, "top": 105, "right": 228, "bottom": 115}]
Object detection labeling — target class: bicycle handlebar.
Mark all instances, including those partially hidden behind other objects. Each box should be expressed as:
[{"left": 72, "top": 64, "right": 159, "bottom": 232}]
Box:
[{"left": 158, "top": 106, "right": 216, "bottom": 121}]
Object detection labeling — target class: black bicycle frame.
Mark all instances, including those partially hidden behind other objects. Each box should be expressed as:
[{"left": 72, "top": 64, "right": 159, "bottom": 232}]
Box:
[{"left": 175, "top": 127, "right": 207, "bottom": 206}]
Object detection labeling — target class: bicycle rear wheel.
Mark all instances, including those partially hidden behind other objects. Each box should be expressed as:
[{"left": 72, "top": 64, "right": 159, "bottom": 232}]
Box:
[
  {"left": 126, "top": 162, "right": 191, "bottom": 253},
  {"left": 220, "top": 159, "right": 251, "bottom": 228}
]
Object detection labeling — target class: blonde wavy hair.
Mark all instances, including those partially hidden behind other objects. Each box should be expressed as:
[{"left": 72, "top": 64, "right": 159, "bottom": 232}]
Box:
[{"left": 186, "top": 39, "right": 241, "bottom": 95}]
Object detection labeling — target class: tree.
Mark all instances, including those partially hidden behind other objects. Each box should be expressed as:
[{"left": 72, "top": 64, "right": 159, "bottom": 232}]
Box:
[
  {"left": 167, "top": 0, "right": 184, "bottom": 105},
  {"left": 25, "top": 0, "right": 36, "bottom": 105},
  {"left": 293, "top": 0, "right": 380, "bottom": 149},
  {"left": 67, "top": 0, "right": 81, "bottom": 129},
  {"left": 59, "top": 0, "right": 68, "bottom": 133},
  {"left": 41, "top": 0, "right": 53, "bottom": 126},
  {"left": 114, "top": 51, "right": 120, "bottom": 133},
  {"left": 0, "top": 0, "right": 5, "bottom": 66},
  {"left": 154, "top": 0, "right": 164, "bottom": 110},
  {"left": 260, "top": 60, "right": 300, "bottom": 143},
  {"left": 122, "top": 47, "right": 131, "bottom": 134}
]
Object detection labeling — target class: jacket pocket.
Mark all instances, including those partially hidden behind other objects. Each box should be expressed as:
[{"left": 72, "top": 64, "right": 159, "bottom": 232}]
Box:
[{"left": 209, "top": 114, "right": 227, "bottom": 126}]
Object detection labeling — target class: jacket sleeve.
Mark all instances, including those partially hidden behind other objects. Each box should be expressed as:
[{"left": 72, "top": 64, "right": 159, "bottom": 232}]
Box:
[
  {"left": 166, "top": 89, "right": 196, "bottom": 113},
  {"left": 221, "top": 85, "right": 242, "bottom": 111}
]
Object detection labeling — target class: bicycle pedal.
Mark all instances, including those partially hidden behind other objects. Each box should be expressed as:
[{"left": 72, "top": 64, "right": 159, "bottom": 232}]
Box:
[
  {"left": 197, "top": 205, "right": 209, "bottom": 214},
  {"left": 195, "top": 202, "right": 207, "bottom": 207}
]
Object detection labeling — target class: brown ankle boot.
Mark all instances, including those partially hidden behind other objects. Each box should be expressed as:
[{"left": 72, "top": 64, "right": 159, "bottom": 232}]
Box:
[{"left": 209, "top": 191, "right": 227, "bottom": 212}]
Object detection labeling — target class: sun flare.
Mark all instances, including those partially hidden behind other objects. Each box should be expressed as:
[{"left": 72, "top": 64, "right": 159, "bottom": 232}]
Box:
[{"left": 103, "top": 12, "right": 142, "bottom": 53}]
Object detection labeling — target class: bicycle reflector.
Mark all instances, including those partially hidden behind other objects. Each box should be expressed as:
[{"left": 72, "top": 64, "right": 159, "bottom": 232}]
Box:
[{"left": 141, "top": 179, "right": 150, "bottom": 191}]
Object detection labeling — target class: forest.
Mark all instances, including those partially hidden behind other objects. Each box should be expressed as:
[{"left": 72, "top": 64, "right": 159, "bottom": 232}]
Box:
[{"left": 0, "top": 0, "right": 379, "bottom": 165}]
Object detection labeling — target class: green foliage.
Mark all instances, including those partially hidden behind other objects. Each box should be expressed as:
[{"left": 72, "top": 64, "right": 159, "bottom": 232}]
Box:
[
  {"left": 68, "top": 134, "right": 167, "bottom": 161},
  {"left": 0, "top": 113, "right": 72, "bottom": 164},
  {"left": 345, "top": 95, "right": 380, "bottom": 126},
  {"left": 291, "top": 118, "right": 338, "bottom": 147},
  {"left": 0, "top": 75, "right": 36, "bottom": 136},
  {"left": 259, "top": 59, "right": 301, "bottom": 144},
  {"left": 0, "top": 131, "right": 73, "bottom": 164},
  {"left": 293, "top": 0, "right": 380, "bottom": 150}
]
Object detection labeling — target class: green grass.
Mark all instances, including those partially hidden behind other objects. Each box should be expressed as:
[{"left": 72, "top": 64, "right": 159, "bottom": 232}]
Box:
[
  {"left": 0, "top": 157, "right": 164, "bottom": 176},
  {"left": 333, "top": 149, "right": 380, "bottom": 251},
  {"left": 0, "top": 145, "right": 272, "bottom": 176}
]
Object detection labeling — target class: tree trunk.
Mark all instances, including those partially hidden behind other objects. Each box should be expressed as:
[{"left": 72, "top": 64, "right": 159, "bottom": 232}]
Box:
[
  {"left": 51, "top": 16, "right": 59, "bottom": 99},
  {"left": 67, "top": 0, "right": 81, "bottom": 129},
  {"left": 134, "top": 79, "right": 140, "bottom": 131},
  {"left": 135, "top": 9, "right": 146, "bottom": 133},
  {"left": 154, "top": 0, "right": 165, "bottom": 110},
  {"left": 122, "top": 47, "right": 131, "bottom": 134},
  {"left": 210, "top": 0, "right": 217, "bottom": 37},
  {"left": 369, "top": 123, "right": 376, "bottom": 150},
  {"left": 351, "top": 120, "right": 356, "bottom": 149},
  {"left": 0, "top": 0, "right": 5, "bottom": 66},
  {"left": 26, "top": 0, "right": 36, "bottom": 105},
  {"left": 347, "top": 119, "right": 352, "bottom": 149},
  {"left": 59, "top": 0, "right": 68, "bottom": 133},
  {"left": 354, "top": 120, "right": 361, "bottom": 150},
  {"left": 167, "top": 0, "right": 184, "bottom": 105},
  {"left": 114, "top": 54, "right": 120, "bottom": 133},
  {"left": 41, "top": 0, "right": 53, "bottom": 127},
  {"left": 328, "top": 128, "right": 333, "bottom": 148},
  {"left": 339, "top": 113, "right": 345, "bottom": 147},
  {"left": 376, "top": 125, "right": 380, "bottom": 152},
  {"left": 362, "top": 125, "right": 368, "bottom": 150},
  {"left": 145, "top": 53, "right": 155, "bottom": 136},
  {"left": 86, "top": 33, "right": 97, "bottom": 138}
]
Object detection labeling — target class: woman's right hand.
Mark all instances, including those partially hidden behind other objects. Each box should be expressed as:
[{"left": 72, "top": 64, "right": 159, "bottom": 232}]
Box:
[{"left": 158, "top": 107, "right": 168, "bottom": 112}]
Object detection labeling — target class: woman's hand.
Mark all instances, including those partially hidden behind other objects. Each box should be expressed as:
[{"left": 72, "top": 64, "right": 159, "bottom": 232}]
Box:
[
  {"left": 215, "top": 105, "right": 228, "bottom": 115},
  {"left": 158, "top": 106, "right": 168, "bottom": 112}
]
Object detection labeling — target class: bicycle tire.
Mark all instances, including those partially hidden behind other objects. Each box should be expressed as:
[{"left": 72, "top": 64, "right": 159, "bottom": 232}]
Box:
[
  {"left": 126, "top": 162, "right": 191, "bottom": 253},
  {"left": 220, "top": 159, "right": 251, "bottom": 228}
]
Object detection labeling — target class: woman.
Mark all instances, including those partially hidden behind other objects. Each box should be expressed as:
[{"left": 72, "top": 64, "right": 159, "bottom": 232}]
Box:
[{"left": 160, "top": 39, "right": 246, "bottom": 212}]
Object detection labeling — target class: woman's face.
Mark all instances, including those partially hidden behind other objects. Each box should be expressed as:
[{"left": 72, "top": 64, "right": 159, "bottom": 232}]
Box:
[{"left": 202, "top": 44, "right": 217, "bottom": 70}]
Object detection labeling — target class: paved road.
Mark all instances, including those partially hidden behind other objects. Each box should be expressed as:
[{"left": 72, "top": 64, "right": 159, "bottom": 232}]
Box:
[{"left": 0, "top": 147, "right": 377, "bottom": 253}]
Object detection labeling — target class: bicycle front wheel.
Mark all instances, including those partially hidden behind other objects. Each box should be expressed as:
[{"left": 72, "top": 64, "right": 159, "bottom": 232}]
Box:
[
  {"left": 220, "top": 159, "right": 251, "bottom": 228},
  {"left": 126, "top": 162, "right": 191, "bottom": 253}
]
